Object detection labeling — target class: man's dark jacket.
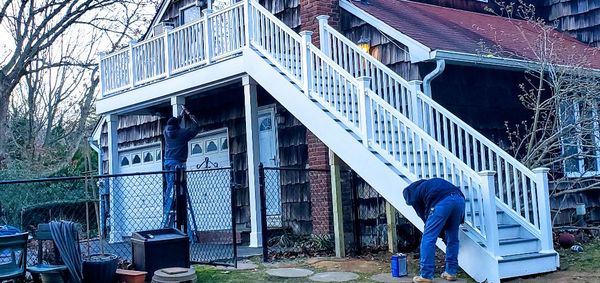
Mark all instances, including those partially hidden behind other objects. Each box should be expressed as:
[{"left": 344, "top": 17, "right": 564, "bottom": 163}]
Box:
[
  {"left": 403, "top": 178, "right": 465, "bottom": 222},
  {"left": 164, "top": 124, "right": 200, "bottom": 162}
]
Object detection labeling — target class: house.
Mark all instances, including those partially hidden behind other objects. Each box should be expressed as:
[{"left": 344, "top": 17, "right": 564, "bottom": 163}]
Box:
[{"left": 90, "top": 0, "right": 599, "bottom": 281}]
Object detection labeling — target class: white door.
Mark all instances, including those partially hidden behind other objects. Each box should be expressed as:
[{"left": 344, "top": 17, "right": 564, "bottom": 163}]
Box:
[
  {"left": 258, "top": 108, "right": 282, "bottom": 227},
  {"left": 112, "top": 145, "right": 163, "bottom": 242},
  {"left": 186, "top": 129, "right": 231, "bottom": 231}
]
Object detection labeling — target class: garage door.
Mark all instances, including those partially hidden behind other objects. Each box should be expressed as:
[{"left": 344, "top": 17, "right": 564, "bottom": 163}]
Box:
[
  {"left": 110, "top": 145, "right": 163, "bottom": 242},
  {"left": 186, "top": 129, "right": 231, "bottom": 231}
]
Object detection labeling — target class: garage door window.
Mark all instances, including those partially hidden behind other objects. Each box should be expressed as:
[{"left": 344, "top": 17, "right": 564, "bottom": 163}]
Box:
[
  {"left": 121, "top": 156, "right": 130, "bottom": 167},
  {"left": 221, "top": 138, "right": 228, "bottom": 150},
  {"left": 191, "top": 143, "right": 203, "bottom": 155},
  {"left": 206, "top": 140, "right": 218, "bottom": 153},
  {"left": 143, "top": 151, "right": 154, "bottom": 163},
  {"left": 156, "top": 149, "right": 161, "bottom": 161},
  {"left": 132, "top": 154, "right": 141, "bottom": 165}
]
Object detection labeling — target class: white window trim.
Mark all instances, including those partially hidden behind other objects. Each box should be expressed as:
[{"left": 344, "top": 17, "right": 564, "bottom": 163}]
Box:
[{"left": 561, "top": 101, "right": 600, "bottom": 177}]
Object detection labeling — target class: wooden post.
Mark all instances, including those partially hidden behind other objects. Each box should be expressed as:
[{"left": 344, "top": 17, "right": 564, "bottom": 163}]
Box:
[
  {"left": 243, "top": 0, "right": 251, "bottom": 46},
  {"left": 97, "top": 52, "right": 106, "bottom": 97},
  {"left": 479, "top": 170, "right": 499, "bottom": 257},
  {"left": 317, "top": 15, "right": 330, "bottom": 57},
  {"left": 106, "top": 114, "right": 119, "bottom": 241},
  {"left": 329, "top": 150, "right": 345, "bottom": 257},
  {"left": 204, "top": 9, "right": 214, "bottom": 64},
  {"left": 300, "top": 31, "right": 313, "bottom": 96},
  {"left": 533, "top": 167, "right": 554, "bottom": 253},
  {"left": 357, "top": 76, "right": 372, "bottom": 146},
  {"left": 408, "top": 80, "right": 422, "bottom": 129},
  {"left": 243, "top": 75, "right": 262, "bottom": 247},
  {"left": 385, "top": 201, "right": 398, "bottom": 253}
]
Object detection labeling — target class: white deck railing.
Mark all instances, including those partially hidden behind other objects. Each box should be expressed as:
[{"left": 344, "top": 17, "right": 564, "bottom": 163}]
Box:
[
  {"left": 98, "top": 0, "right": 554, "bottom": 254},
  {"left": 319, "top": 19, "right": 552, "bottom": 247},
  {"left": 99, "top": 2, "right": 246, "bottom": 96}
]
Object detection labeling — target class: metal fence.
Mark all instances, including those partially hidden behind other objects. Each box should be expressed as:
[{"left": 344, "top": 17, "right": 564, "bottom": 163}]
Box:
[{"left": 0, "top": 168, "right": 238, "bottom": 267}]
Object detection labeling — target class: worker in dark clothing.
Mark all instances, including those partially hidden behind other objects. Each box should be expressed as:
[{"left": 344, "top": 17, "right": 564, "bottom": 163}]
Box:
[
  {"left": 162, "top": 106, "right": 201, "bottom": 227},
  {"left": 403, "top": 178, "right": 465, "bottom": 283}
]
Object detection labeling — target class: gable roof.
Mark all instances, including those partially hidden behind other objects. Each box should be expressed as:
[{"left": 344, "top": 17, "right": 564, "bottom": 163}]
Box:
[{"left": 346, "top": 0, "right": 600, "bottom": 69}]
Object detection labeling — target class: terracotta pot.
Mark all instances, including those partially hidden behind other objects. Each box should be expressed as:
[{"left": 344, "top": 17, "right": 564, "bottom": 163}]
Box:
[{"left": 116, "top": 269, "right": 148, "bottom": 283}]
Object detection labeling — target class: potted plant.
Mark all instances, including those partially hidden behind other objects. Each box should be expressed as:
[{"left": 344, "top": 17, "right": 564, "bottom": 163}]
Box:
[{"left": 82, "top": 177, "right": 119, "bottom": 283}]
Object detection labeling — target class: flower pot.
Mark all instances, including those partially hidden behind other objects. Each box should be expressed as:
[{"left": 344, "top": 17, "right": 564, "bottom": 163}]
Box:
[
  {"left": 82, "top": 254, "right": 119, "bottom": 283},
  {"left": 116, "top": 269, "right": 147, "bottom": 283}
]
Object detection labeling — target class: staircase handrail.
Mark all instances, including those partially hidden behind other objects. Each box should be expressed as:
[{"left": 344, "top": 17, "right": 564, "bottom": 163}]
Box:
[{"left": 320, "top": 19, "right": 544, "bottom": 238}]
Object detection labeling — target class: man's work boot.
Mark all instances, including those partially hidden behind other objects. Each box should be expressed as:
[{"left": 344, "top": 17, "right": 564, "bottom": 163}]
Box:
[
  {"left": 413, "top": 276, "right": 433, "bottom": 283},
  {"left": 441, "top": 271, "right": 457, "bottom": 281}
]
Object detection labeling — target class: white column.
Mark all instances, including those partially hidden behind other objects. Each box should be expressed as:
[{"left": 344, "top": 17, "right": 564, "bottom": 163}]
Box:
[
  {"left": 107, "top": 114, "right": 120, "bottom": 241},
  {"left": 479, "top": 170, "right": 499, "bottom": 258},
  {"left": 129, "top": 40, "right": 137, "bottom": 88},
  {"left": 204, "top": 9, "right": 214, "bottom": 64},
  {"left": 357, "top": 76, "right": 372, "bottom": 146},
  {"left": 97, "top": 52, "right": 106, "bottom": 97},
  {"left": 533, "top": 167, "right": 554, "bottom": 253},
  {"left": 171, "top": 96, "right": 186, "bottom": 127},
  {"left": 243, "top": 75, "right": 262, "bottom": 247},
  {"left": 317, "top": 15, "right": 330, "bottom": 57},
  {"left": 164, "top": 26, "right": 173, "bottom": 78},
  {"left": 300, "top": 31, "right": 313, "bottom": 96},
  {"left": 408, "top": 80, "right": 423, "bottom": 129}
]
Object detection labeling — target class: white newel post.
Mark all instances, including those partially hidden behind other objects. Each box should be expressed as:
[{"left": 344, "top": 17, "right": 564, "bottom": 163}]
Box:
[
  {"left": 204, "top": 9, "right": 214, "bottom": 64},
  {"left": 533, "top": 167, "right": 553, "bottom": 252},
  {"left": 408, "top": 80, "right": 422, "bottom": 130},
  {"left": 243, "top": 0, "right": 251, "bottom": 46},
  {"left": 317, "top": 15, "right": 330, "bottom": 57},
  {"left": 164, "top": 26, "right": 172, "bottom": 78},
  {"left": 300, "top": 31, "right": 313, "bottom": 96},
  {"left": 243, "top": 76, "right": 262, "bottom": 247},
  {"left": 358, "top": 76, "right": 372, "bottom": 146},
  {"left": 128, "top": 40, "right": 137, "bottom": 88},
  {"left": 479, "top": 170, "right": 500, "bottom": 257},
  {"left": 97, "top": 52, "right": 106, "bottom": 97}
]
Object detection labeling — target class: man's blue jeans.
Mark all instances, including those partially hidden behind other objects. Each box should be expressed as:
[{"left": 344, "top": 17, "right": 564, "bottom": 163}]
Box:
[
  {"left": 420, "top": 193, "right": 465, "bottom": 279},
  {"left": 163, "top": 160, "right": 185, "bottom": 227}
]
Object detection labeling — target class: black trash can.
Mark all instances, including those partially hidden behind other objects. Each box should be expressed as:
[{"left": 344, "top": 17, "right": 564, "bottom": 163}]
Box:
[{"left": 131, "top": 228, "right": 190, "bottom": 281}]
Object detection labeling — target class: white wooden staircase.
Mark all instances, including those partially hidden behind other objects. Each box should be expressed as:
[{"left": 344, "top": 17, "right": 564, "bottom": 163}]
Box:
[{"left": 97, "top": 1, "right": 558, "bottom": 281}]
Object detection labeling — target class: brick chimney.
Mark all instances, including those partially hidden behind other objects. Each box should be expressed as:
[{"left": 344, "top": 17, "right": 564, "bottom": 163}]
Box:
[{"left": 300, "top": 0, "right": 341, "bottom": 236}]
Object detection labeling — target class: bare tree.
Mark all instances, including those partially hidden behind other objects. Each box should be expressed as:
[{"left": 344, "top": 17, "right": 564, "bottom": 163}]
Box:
[
  {"left": 481, "top": 1, "right": 600, "bottom": 224},
  {"left": 0, "top": 0, "right": 158, "bottom": 171}
]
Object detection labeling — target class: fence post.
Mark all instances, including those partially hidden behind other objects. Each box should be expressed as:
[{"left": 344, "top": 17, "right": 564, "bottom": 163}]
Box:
[
  {"left": 533, "top": 167, "right": 554, "bottom": 253},
  {"left": 204, "top": 9, "right": 214, "bottom": 64},
  {"left": 479, "top": 170, "right": 499, "bottom": 257},
  {"left": 175, "top": 167, "right": 188, "bottom": 233},
  {"left": 230, "top": 164, "right": 238, "bottom": 268},
  {"left": 350, "top": 171, "right": 361, "bottom": 255},
  {"left": 258, "top": 163, "right": 268, "bottom": 262},
  {"left": 317, "top": 15, "right": 330, "bottom": 57},
  {"left": 128, "top": 40, "right": 137, "bottom": 88},
  {"left": 164, "top": 26, "right": 172, "bottom": 78},
  {"left": 300, "top": 31, "right": 313, "bottom": 97},
  {"left": 357, "top": 76, "right": 372, "bottom": 146}
]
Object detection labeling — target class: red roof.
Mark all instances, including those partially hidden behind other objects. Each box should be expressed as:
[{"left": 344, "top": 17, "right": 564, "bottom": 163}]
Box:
[{"left": 351, "top": 0, "right": 600, "bottom": 69}]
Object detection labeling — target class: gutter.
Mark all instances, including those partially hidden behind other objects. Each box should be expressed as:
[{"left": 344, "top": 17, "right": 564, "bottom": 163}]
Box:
[{"left": 422, "top": 59, "right": 445, "bottom": 97}]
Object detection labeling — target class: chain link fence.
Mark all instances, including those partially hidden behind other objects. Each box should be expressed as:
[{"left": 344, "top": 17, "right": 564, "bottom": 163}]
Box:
[{"left": 0, "top": 168, "right": 238, "bottom": 268}]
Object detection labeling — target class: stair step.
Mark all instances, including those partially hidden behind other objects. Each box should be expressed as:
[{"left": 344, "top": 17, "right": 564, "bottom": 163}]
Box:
[
  {"left": 498, "top": 251, "right": 558, "bottom": 279},
  {"left": 500, "top": 237, "right": 537, "bottom": 245},
  {"left": 498, "top": 251, "right": 556, "bottom": 263}
]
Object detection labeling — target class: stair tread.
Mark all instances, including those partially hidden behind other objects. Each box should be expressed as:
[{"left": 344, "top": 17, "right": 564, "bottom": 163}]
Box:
[
  {"left": 499, "top": 237, "right": 537, "bottom": 244},
  {"left": 499, "top": 251, "right": 557, "bottom": 263}
]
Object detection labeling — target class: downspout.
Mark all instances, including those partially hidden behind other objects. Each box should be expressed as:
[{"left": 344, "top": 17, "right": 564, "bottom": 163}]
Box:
[
  {"left": 88, "top": 137, "right": 103, "bottom": 176},
  {"left": 422, "top": 59, "right": 446, "bottom": 97}
]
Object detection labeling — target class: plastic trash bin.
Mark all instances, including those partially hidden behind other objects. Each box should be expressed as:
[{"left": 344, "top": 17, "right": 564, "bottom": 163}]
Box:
[{"left": 131, "top": 228, "right": 190, "bottom": 281}]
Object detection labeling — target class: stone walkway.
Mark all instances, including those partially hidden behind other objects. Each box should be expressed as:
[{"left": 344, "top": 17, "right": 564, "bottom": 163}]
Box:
[{"left": 309, "top": 271, "right": 360, "bottom": 282}]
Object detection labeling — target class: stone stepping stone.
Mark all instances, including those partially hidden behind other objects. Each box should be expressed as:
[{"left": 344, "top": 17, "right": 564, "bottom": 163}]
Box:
[
  {"left": 216, "top": 262, "right": 258, "bottom": 271},
  {"left": 266, "top": 268, "right": 314, "bottom": 278},
  {"left": 309, "top": 271, "right": 360, "bottom": 282}
]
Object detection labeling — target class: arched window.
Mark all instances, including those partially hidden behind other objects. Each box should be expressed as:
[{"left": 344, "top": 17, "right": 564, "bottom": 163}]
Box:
[
  {"left": 121, "top": 156, "right": 130, "bottom": 166},
  {"left": 206, "top": 140, "right": 218, "bottom": 153},
  {"left": 221, "top": 138, "right": 228, "bottom": 151},
  {"left": 132, "top": 154, "right": 141, "bottom": 165},
  {"left": 144, "top": 152, "right": 154, "bottom": 163},
  {"left": 191, "top": 143, "right": 203, "bottom": 155}
]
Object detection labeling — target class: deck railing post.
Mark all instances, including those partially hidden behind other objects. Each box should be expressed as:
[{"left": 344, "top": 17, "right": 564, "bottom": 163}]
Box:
[
  {"left": 204, "top": 9, "right": 214, "bottom": 64},
  {"left": 408, "top": 80, "right": 423, "bottom": 130},
  {"left": 317, "top": 15, "right": 330, "bottom": 57},
  {"left": 128, "top": 40, "right": 137, "bottom": 88},
  {"left": 244, "top": 0, "right": 251, "bottom": 46},
  {"left": 358, "top": 76, "right": 373, "bottom": 146},
  {"left": 300, "top": 31, "right": 313, "bottom": 96},
  {"left": 164, "top": 26, "right": 172, "bottom": 78},
  {"left": 97, "top": 52, "right": 106, "bottom": 97},
  {"left": 479, "top": 170, "right": 500, "bottom": 257},
  {"left": 533, "top": 167, "right": 554, "bottom": 252}
]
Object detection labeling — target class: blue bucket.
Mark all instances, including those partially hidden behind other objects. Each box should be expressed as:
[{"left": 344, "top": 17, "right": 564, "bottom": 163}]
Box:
[{"left": 391, "top": 253, "right": 408, "bottom": 277}]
